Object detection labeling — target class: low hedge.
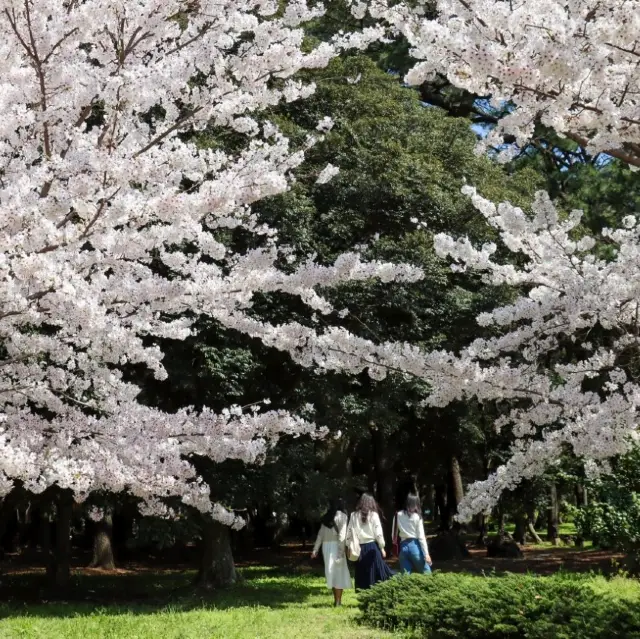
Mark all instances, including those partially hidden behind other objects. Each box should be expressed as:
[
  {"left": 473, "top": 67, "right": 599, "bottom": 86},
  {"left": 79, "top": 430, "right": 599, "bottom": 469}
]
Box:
[{"left": 358, "top": 572, "right": 640, "bottom": 639}]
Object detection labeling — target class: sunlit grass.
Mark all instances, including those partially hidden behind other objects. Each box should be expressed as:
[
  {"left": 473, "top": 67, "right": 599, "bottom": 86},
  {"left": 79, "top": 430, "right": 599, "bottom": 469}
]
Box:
[{"left": 0, "top": 566, "right": 403, "bottom": 639}]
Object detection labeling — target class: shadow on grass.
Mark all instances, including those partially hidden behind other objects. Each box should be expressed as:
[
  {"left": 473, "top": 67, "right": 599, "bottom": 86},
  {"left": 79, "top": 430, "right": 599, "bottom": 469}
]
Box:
[{"left": 0, "top": 564, "right": 327, "bottom": 619}]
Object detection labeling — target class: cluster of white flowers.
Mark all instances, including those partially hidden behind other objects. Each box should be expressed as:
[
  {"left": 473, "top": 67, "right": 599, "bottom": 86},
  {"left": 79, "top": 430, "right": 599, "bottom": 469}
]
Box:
[
  {"left": 0, "top": 0, "right": 406, "bottom": 523},
  {"left": 364, "top": 0, "right": 640, "bottom": 165},
  {"left": 316, "top": 163, "right": 340, "bottom": 184}
]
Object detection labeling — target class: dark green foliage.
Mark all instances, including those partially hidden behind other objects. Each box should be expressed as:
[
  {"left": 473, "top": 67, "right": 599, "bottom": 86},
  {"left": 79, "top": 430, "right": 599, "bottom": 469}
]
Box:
[
  {"left": 358, "top": 573, "right": 640, "bottom": 639},
  {"left": 576, "top": 498, "right": 640, "bottom": 550},
  {"left": 575, "top": 447, "right": 640, "bottom": 550},
  {"left": 126, "top": 516, "right": 201, "bottom": 551}
]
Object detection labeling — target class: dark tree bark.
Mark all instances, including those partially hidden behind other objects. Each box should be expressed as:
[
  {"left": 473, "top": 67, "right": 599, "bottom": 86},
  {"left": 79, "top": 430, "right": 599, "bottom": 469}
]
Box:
[
  {"left": 514, "top": 514, "right": 527, "bottom": 545},
  {"left": 372, "top": 426, "right": 395, "bottom": 548},
  {"left": 475, "top": 513, "right": 487, "bottom": 546},
  {"left": 434, "top": 484, "right": 448, "bottom": 530},
  {"left": 547, "top": 483, "right": 560, "bottom": 545},
  {"left": 0, "top": 494, "right": 17, "bottom": 556},
  {"left": 575, "top": 484, "right": 588, "bottom": 548},
  {"left": 447, "top": 456, "right": 464, "bottom": 530},
  {"left": 449, "top": 457, "right": 464, "bottom": 509},
  {"left": 40, "top": 507, "right": 54, "bottom": 576},
  {"left": 47, "top": 491, "right": 73, "bottom": 590},
  {"left": 89, "top": 508, "right": 115, "bottom": 570},
  {"left": 195, "top": 517, "right": 237, "bottom": 589},
  {"left": 497, "top": 509, "right": 506, "bottom": 538}
]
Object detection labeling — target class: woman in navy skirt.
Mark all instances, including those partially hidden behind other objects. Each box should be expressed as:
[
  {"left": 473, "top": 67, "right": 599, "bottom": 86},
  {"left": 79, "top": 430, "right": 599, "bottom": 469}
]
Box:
[{"left": 347, "top": 493, "right": 394, "bottom": 590}]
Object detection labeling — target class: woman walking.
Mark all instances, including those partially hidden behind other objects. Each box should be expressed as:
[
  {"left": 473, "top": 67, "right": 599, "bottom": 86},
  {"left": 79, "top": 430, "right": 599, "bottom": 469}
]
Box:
[
  {"left": 311, "top": 498, "right": 351, "bottom": 606},
  {"left": 346, "top": 492, "right": 393, "bottom": 590},
  {"left": 392, "top": 493, "right": 432, "bottom": 574}
]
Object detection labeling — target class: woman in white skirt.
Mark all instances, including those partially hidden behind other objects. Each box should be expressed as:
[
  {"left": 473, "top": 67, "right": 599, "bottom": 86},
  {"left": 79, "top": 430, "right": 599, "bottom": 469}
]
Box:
[{"left": 311, "top": 498, "right": 352, "bottom": 606}]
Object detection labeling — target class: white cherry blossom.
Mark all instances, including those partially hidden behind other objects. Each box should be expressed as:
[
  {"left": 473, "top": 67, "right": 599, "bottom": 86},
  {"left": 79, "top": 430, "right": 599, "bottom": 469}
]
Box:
[
  {"left": 366, "top": 0, "right": 640, "bottom": 165},
  {"left": 0, "top": 0, "right": 411, "bottom": 522}
]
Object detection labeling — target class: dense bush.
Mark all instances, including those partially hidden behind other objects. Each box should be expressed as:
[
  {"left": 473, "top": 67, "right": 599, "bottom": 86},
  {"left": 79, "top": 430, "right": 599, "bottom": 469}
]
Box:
[
  {"left": 574, "top": 497, "right": 640, "bottom": 549},
  {"left": 358, "top": 573, "right": 640, "bottom": 639},
  {"left": 573, "top": 448, "right": 640, "bottom": 551}
]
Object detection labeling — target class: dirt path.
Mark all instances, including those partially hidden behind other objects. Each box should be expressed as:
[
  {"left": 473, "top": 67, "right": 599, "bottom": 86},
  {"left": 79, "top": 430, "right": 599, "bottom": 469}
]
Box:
[{"left": 0, "top": 542, "right": 624, "bottom": 579}]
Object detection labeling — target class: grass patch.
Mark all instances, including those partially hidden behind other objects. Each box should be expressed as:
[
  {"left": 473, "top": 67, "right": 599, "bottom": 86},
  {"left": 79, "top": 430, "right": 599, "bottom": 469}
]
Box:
[
  {"left": 0, "top": 566, "right": 402, "bottom": 639},
  {"left": 503, "top": 522, "right": 577, "bottom": 536}
]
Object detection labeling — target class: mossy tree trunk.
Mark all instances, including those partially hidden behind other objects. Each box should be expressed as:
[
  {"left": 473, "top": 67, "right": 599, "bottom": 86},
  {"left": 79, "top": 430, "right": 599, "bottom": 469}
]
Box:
[
  {"left": 547, "top": 483, "right": 560, "bottom": 545},
  {"left": 89, "top": 507, "right": 115, "bottom": 570},
  {"left": 195, "top": 517, "right": 237, "bottom": 589}
]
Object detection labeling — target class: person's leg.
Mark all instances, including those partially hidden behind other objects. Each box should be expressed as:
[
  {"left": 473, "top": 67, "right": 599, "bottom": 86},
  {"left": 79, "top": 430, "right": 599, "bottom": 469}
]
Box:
[
  {"left": 354, "top": 544, "right": 369, "bottom": 590},
  {"left": 398, "top": 541, "right": 413, "bottom": 574},
  {"left": 408, "top": 540, "right": 425, "bottom": 574},
  {"left": 335, "top": 588, "right": 343, "bottom": 606},
  {"left": 412, "top": 541, "right": 432, "bottom": 574}
]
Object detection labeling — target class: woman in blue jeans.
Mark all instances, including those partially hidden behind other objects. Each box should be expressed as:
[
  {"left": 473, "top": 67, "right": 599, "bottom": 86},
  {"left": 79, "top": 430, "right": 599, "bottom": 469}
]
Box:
[{"left": 392, "top": 494, "right": 432, "bottom": 574}]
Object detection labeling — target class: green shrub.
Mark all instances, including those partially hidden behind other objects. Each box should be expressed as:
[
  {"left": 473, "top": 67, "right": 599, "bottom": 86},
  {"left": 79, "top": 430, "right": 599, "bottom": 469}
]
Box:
[
  {"left": 574, "top": 494, "right": 640, "bottom": 549},
  {"left": 573, "top": 446, "right": 640, "bottom": 551},
  {"left": 358, "top": 572, "right": 640, "bottom": 639}
]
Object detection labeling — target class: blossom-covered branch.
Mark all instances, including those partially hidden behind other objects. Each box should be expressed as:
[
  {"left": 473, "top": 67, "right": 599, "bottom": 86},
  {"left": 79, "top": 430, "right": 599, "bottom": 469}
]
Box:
[{"left": 363, "top": 0, "right": 640, "bottom": 164}]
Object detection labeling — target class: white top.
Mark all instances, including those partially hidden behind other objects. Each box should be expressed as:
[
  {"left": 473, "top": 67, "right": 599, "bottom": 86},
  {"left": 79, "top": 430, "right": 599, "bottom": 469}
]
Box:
[
  {"left": 313, "top": 510, "right": 348, "bottom": 555},
  {"left": 348, "top": 511, "right": 385, "bottom": 550},
  {"left": 394, "top": 510, "right": 429, "bottom": 559}
]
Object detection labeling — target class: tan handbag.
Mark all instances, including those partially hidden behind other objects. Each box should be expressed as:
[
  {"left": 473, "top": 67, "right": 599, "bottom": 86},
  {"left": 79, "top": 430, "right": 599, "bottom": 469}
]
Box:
[{"left": 345, "top": 514, "right": 361, "bottom": 561}]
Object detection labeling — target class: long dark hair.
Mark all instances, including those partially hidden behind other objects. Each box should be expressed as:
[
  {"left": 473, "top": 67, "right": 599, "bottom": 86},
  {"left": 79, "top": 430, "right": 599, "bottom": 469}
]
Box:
[
  {"left": 321, "top": 498, "right": 346, "bottom": 530},
  {"left": 404, "top": 493, "right": 421, "bottom": 516},
  {"left": 355, "top": 492, "right": 381, "bottom": 524}
]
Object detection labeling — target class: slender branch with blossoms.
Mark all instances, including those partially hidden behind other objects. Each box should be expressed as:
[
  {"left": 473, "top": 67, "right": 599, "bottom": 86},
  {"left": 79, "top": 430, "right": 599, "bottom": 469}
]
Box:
[
  {"left": 361, "top": 0, "right": 640, "bottom": 165},
  {"left": 234, "top": 188, "right": 640, "bottom": 520},
  {"left": 0, "top": 0, "right": 412, "bottom": 522}
]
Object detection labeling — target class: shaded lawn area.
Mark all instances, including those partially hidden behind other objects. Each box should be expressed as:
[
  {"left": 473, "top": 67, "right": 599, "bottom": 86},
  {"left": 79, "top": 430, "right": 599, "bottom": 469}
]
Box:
[{"left": 0, "top": 564, "right": 402, "bottom": 639}]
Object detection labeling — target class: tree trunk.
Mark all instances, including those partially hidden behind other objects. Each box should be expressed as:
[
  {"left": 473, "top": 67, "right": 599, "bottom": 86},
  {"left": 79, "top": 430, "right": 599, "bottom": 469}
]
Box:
[
  {"left": 40, "top": 507, "right": 54, "bottom": 577},
  {"left": 447, "top": 456, "right": 464, "bottom": 530},
  {"left": 372, "top": 426, "right": 395, "bottom": 548},
  {"left": 475, "top": 513, "right": 487, "bottom": 546},
  {"left": 434, "top": 484, "right": 448, "bottom": 530},
  {"left": 547, "top": 483, "right": 560, "bottom": 545},
  {"left": 0, "top": 496, "right": 13, "bottom": 556},
  {"left": 48, "top": 491, "right": 73, "bottom": 590},
  {"left": 526, "top": 516, "right": 543, "bottom": 545},
  {"left": 514, "top": 515, "right": 526, "bottom": 545},
  {"left": 89, "top": 509, "right": 115, "bottom": 570},
  {"left": 575, "top": 484, "right": 588, "bottom": 548},
  {"left": 195, "top": 517, "right": 237, "bottom": 589},
  {"left": 497, "top": 509, "right": 506, "bottom": 538}
]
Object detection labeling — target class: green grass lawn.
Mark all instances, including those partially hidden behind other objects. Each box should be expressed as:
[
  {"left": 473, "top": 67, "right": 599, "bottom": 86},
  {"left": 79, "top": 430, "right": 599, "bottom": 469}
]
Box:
[
  {"left": 2, "top": 562, "right": 637, "bottom": 639},
  {"left": 0, "top": 566, "right": 404, "bottom": 639},
  {"left": 502, "top": 521, "right": 578, "bottom": 536}
]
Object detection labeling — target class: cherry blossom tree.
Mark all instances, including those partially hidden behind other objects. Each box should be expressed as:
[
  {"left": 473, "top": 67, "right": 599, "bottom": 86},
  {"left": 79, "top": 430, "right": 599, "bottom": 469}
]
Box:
[
  {"left": 368, "top": 0, "right": 640, "bottom": 166},
  {"left": 237, "top": 0, "right": 640, "bottom": 520},
  {"left": 0, "top": 0, "right": 424, "bottom": 527}
]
